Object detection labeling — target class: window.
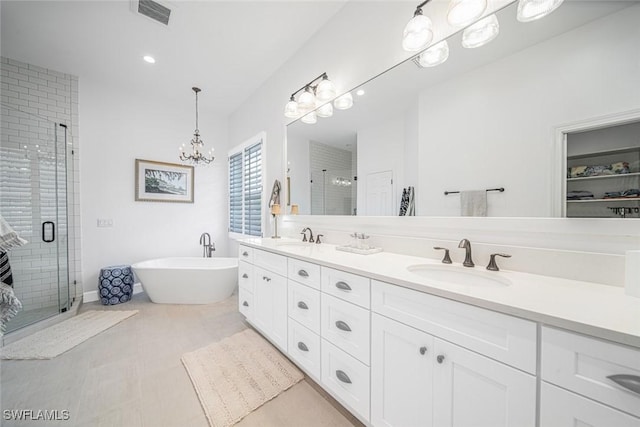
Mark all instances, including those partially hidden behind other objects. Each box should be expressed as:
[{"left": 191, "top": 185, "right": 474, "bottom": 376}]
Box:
[{"left": 229, "top": 133, "right": 265, "bottom": 238}]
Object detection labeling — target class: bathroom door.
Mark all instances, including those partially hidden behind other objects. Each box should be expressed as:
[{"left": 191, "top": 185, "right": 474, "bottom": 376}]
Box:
[{"left": 365, "top": 170, "right": 394, "bottom": 216}]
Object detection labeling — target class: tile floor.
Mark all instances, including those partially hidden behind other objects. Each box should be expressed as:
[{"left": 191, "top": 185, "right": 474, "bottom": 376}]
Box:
[{"left": 1, "top": 292, "right": 359, "bottom": 427}]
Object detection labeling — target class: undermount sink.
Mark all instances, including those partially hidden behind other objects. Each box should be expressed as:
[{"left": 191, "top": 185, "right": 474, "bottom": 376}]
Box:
[{"left": 406, "top": 264, "right": 512, "bottom": 287}]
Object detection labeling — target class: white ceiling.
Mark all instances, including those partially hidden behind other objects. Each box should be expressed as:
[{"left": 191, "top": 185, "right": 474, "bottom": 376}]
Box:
[{"left": 0, "top": 0, "right": 347, "bottom": 115}]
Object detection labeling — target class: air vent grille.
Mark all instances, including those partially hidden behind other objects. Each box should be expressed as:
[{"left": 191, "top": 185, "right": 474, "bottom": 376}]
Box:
[{"left": 138, "top": 0, "right": 171, "bottom": 26}]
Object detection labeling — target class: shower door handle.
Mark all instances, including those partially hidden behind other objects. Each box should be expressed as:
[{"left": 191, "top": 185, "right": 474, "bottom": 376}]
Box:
[{"left": 42, "top": 221, "right": 55, "bottom": 243}]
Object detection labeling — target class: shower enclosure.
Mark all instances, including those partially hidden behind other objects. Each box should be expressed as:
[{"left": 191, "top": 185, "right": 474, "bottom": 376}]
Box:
[
  {"left": 0, "top": 104, "right": 71, "bottom": 333},
  {"left": 310, "top": 169, "right": 356, "bottom": 215}
]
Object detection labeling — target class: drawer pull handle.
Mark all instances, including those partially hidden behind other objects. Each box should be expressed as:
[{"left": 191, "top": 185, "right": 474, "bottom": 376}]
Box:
[
  {"left": 297, "top": 342, "right": 309, "bottom": 352},
  {"left": 242, "top": 251, "right": 249, "bottom": 257},
  {"left": 298, "top": 269, "right": 309, "bottom": 277},
  {"left": 242, "top": 273, "right": 248, "bottom": 279},
  {"left": 607, "top": 374, "right": 640, "bottom": 396},
  {"left": 297, "top": 301, "right": 309, "bottom": 310},
  {"left": 335, "top": 320, "right": 352, "bottom": 332},
  {"left": 419, "top": 346, "right": 427, "bottom": 355},
  {"left": 336, "top": 370, "right": 352, "bottom": 384},
  {"left": 263, "top": 276, "right": 271, "bottom": 282},
  {"left": 242, "top": 301, "right": 249, "bottom": 307},
  {"left": 335, "top": 281, "right": 352, "bottom": 291},
  {"left": 437, "top": 355, "right": 445, "bottom": 364}
]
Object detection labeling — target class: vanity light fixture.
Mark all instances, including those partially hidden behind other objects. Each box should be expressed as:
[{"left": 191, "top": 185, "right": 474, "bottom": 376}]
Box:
[
  {"left": 300, "top": 111, "right": 317, "bottom": 124},
  {"left": 283, "top": 72, "right": 337, "bottom": 120},
  {"left": 517, "top": 0, "right": 564, "bottom": 22},
  {"left": 179, "top": 87, "right": 214, "bottom": 165},
  {"left": 316, "top": 102, "right": 334, "bottom": 118},
  {"left": 402, "top": 0, "right": 434, "bottom": 52},
  {"left": 333, "top": 92, "right": 353, "bottom": 110},
  {"left": 447, "top": 0, "right": 487, "bottom": 27},
  {"left": 416, "top": 40, "right": 450, "bottom": 67},
  {"left": 462, "top": 14, "right": 499, "bottom": 48}
]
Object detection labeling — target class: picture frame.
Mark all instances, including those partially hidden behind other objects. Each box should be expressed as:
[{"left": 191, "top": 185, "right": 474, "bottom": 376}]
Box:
[{"left": 135, "top": 159, "right": 194, "bottom": 203}]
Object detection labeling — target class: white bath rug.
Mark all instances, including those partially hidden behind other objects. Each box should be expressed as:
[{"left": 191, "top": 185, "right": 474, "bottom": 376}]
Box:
[
  {"left": 0, "top": 309, "right": 138, "bottom": 360},
  {"left": 182, "top": 328, "right": 304, "bottom": 427}
]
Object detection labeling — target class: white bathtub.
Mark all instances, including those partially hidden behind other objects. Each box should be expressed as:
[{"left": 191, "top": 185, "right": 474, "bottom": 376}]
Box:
[{"left": 131, "top": 257, "right": 238, "bottom": 304}]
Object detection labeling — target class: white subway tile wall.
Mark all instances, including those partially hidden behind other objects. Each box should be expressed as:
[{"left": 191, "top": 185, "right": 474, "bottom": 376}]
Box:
[
  {"left": 310, "top": 141, "right": 355, "bottom": 215},
  {"left": 0, "top": 56, "right": 81, "bottom": 314}
]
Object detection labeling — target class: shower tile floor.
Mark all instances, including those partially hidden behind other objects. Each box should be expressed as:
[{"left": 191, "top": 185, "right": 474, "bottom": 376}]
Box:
[
  {"left": 5, "top": 305, "right": 61, "bottom": 333},
  {"left": 1, "top": 292, "right": 360, "bottom": 427}
]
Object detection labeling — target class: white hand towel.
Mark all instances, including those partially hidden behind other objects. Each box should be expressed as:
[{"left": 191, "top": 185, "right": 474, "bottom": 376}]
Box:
[{"left": 460, "top": 190, "right": 487, "bottom": 217}]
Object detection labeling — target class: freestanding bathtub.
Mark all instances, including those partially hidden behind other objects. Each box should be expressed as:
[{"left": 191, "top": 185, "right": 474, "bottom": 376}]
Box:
[{"left": 131, "top": 257, "right": 238, "bottom": 304}]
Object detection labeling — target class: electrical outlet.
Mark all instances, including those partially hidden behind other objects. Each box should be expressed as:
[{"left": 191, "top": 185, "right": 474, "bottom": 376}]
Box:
[{"left": 97, "top": 219, "right": 113, "bottom": 227}]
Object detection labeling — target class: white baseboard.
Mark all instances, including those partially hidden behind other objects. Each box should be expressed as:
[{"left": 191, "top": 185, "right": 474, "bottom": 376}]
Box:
[{"left": 83, "top": 283, "right": 144, "bottom": 303}]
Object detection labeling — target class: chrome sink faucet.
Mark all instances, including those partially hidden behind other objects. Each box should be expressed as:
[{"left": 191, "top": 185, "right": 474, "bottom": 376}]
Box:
[
  {"left": 301, "top": 227, "right": 314, "bottom": 243},
  {"left": 458, "top": 239, "right": 474, "bottom": 267},
  {"left": 199, "top": 232, "right": 215, "bottom": 258}
]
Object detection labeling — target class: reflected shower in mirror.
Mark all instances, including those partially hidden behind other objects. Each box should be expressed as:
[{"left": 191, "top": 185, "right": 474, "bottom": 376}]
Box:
[{"left": 286, "top": 0, "right": 640, "bottom": 217}]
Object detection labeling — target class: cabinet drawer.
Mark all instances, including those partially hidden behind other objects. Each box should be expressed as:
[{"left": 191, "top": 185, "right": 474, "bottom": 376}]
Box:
[
  {"left": 321, "top": 339, "right": 370, "bottom": 422},
  {"left": 288, "top": 280, "right": 320, "bottom": 334},
  {"left": 288, "top": 320, "right": 321, "bottom": 380},
  {"left": 238, "top": 245, "right": 253, "bottom": 263},
  {"left": 254, "top": 249, "right": 288, "bottom": 277},
  {"left": 321, "top": 293, "right": 370, "bottom": 365},
  {"left": 238, "top": 287, "right": 253, "bottom": 320},
  {"left": 541, "top": 382, "right": 640, "bottom": 427},
  {"left": 371, "top": 280, "right": 537, "bottom": 374},
  {"left": 542, "top": 326, "right": 640, "bottom": 418},
  {"left": 288, "top": 258, "right": 321, "bottom": 290},
  {"left": 238, "top": 261, "right": 253, "bottom": 292},
  {"left": 321, "top": 267, "right": 370, "bottom": 309}
]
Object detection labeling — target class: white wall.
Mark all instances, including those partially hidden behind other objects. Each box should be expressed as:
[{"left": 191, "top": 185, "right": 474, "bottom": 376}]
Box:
[
  {"left": 417, "top": 5, "right": 640, "bottom": 217},
  {"left": 79, "top": 77, "right": 229, "bottom": 292}
]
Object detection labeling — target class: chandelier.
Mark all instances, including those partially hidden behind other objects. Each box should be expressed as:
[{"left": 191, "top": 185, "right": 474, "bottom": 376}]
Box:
[{"left": 180, "top": 87, "right": 214, "bottom": 165}]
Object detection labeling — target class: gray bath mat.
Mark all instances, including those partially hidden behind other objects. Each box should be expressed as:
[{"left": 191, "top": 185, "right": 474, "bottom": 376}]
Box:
[
  {"left": 182, "top": 328, "right": 304, "bottom": 427},
  {"left": 0, "top": 309, "right": 138, "bottom": 359}
]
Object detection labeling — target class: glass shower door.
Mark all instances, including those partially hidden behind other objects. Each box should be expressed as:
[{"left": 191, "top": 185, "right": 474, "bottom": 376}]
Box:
[{"left": 0, "top": 105, "right": 69, "bottom": 332}]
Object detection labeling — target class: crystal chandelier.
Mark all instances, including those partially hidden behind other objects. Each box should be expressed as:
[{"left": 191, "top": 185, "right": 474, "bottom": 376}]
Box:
[{"left": 180, "top": 87, "right": 214, "bottom": 165}]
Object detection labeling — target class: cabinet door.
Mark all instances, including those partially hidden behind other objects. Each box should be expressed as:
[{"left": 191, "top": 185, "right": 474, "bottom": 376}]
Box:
[
  {"left": 371, "top": 314, "right": 433, "bottom": 427},
  {"left": 433, "top": 338, "right": 536, "bottom": 427},
  {"left": 253, "top": 266, "right": 287, "bottom": 350},
  {"left": 540, "top": 382, "right": 640, "bottom": 427}
]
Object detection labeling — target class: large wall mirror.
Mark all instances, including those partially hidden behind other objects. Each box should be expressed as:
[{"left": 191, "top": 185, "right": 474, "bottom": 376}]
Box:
[{"left": 286, "top": 0, "right": 640, "bottom": 217}]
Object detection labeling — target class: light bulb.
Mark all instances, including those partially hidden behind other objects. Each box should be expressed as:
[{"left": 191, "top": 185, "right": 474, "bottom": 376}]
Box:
[
  {"left": 333, "top": 92, "right": 353, "bottom": 110},
  {"left": 300, "top": 111, "right": 317, "bottom": 124},
  {"left": 297, "top": 88, "right": 316, "bottom": 113},
  {"left": 402, "top": 13, "right": 434, "bottom": 52},
  {"left": 447, "top": 0, "right": 487, "bottom": 27},
  {"left": 417, "top": 40, "right": 450, "bottom": 67},
  {"left": 284, "top": 99, "right": 299, "bottom": 118},
  {"left": 517, "top": 0, "right": 564, "bottom": 22},
  {"left": 316, "top": 78, "right": 337, "bottom": 101},
  {"left": 462, "top": 14, "right": 499, "bottom": 49}
]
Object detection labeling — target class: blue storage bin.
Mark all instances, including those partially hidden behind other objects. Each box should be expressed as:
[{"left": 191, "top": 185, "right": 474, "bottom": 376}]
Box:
[{"left": 98, "top": 265, "right": 134, "bottom": 305}]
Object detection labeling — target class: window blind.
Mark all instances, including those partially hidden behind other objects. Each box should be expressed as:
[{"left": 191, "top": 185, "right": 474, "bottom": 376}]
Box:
[{"left": 228, "top": 139, "right": 263, "bottom": 237}]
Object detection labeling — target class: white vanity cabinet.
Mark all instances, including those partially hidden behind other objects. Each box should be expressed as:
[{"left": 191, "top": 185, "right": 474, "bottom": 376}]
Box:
[{"left": 540, "top": 326, "right": 640, "bottom": 426}]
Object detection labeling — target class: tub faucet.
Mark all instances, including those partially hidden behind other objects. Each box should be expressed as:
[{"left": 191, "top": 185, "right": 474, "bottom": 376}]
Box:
[
  {"left": 458, "top": 238, "right": 474, "bottom": 267},
  {"left": 301, "top": 227, "right": 314, "bottom": 243},
  {"left": 199, "top": 232, "right": 215, "bottom": 258}
]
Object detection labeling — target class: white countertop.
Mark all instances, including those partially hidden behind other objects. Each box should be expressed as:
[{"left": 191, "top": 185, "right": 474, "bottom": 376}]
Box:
[{"left": 240, "top": 238, "right": 640, "bottom": 349}]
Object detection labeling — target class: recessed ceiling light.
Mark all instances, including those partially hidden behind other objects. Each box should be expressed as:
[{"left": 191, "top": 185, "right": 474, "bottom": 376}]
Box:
[
  {"left": 143, "top": 55, "right": 156, "bottom": 64},
  {"left": 356, "top": 89, "right": 365, "bottom": 96}
]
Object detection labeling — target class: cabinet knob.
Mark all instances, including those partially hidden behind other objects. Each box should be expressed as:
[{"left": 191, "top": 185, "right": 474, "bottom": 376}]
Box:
[
  {"left": 298, "top": 269, "right": 309, "bottom": 277},
  {"left": 242, "top": 301, "right": 249, "bottom": 307},
  {"left": 607, "top": 374, "right": 640, "bottom": 396},
  {"left": 242, "top": 273, "right": 248, "bottom": 279},
  {"left": 242, "top": 251, "right": 248, "bottom": 257},
  {"left": 335, "top": 281, "right": 352, "bottom": 291},
  {"left": 297, "top": 341, "right": 309, "bottom": 352},
  {"left": 297, "top": 301, "right": 309, "bottom": 310},
  {"left": 336, "top": 370, "right": 352, "bottom": 384},
  {"left": 437, "top": 355, "right": 445, "bottom": 364},
  {"left": 419, "top": 346, "right": 427, "bottom": 355},
  {"left": 262, "top": 276, "right": 271, "bottom": 282},
  {"left": 335, "top": 320, "right": 352, "bottom": 332}
]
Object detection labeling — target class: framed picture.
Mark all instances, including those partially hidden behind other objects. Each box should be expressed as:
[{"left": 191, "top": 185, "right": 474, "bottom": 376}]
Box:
[{"left": 135, "top": 159, "right": 194, "bottom": 203}]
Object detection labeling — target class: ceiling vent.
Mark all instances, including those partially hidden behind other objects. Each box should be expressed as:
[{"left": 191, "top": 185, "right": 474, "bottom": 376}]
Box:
[{"left": 132, "top": 0, "right": 171, "bottom": 26}]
